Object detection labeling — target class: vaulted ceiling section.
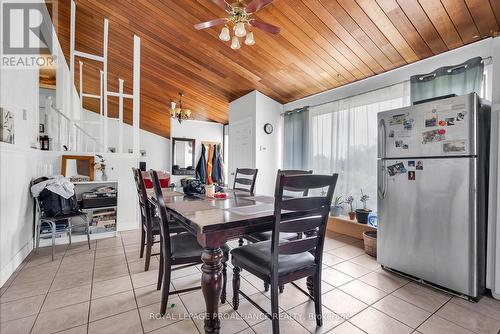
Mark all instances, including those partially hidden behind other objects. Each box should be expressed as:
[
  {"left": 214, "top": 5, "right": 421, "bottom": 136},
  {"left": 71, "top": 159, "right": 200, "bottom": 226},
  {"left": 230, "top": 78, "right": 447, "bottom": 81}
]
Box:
[{"left": 50, "top": 0, "right": 500, "bottom": 138}]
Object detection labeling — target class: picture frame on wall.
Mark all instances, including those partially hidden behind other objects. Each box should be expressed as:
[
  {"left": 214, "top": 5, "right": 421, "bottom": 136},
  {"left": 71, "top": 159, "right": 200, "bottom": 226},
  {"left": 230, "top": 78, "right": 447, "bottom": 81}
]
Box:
[{"left": 0, "top": 107, "right": 15, "bottom": 144}]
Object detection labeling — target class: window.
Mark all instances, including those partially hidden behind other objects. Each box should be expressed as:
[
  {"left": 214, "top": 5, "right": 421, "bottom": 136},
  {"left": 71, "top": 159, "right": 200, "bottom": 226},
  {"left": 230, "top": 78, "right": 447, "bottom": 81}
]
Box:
[
  {"left": 284, "top": 61, "right": 490, "bottom": 213},
  {"left": 307, "top": 82, "right": 410, "bottom": 212}
]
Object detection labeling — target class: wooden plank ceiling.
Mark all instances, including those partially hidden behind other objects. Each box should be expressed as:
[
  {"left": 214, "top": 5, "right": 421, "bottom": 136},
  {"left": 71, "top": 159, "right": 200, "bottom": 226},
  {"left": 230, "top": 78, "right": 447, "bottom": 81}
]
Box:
[{"left": 50, "top": 0, "right": 500, "bottom": 138}]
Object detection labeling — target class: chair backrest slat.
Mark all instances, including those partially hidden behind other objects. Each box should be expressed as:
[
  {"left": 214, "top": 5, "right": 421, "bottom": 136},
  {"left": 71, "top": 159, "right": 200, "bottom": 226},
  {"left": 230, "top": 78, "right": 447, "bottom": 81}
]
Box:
[
  {"left": 280, "top": 170, "right": 313, "bottom": 196},
  {"left": 280, "top": 196, "right": 329, "bottom": 212},
  {"left": 233, "top": 168, "right": 258, "bottom": 194},
  {"left": 236, "top": 168, "right": 257, "bottom": 175},
  {"left": 279, "top": 237, "right": 318, "bottom": 255},
  {"left": 280, "top": 174, "right": 334, "bottom": 190},
  {"left": 279, "top": 216, "right": 323, "bottom": 233},
  {"left": 234, "top": 177, "right": 254, "bottom": 186}
]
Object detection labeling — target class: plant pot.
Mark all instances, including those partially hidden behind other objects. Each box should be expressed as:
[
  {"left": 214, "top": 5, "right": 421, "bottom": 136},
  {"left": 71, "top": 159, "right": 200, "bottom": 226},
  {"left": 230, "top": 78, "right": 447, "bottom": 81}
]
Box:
[
  {"left": 355, "top": 209, "right": 372, "bottom": 224},
  {"left": 348, "top": 211, "right": 356, "bottom": 220},
  {"left": 363, "top": 230, "right": 377, "bottom": 257},
  {"left": 330, "top": 206, "right": 342, "bottom": 217}
]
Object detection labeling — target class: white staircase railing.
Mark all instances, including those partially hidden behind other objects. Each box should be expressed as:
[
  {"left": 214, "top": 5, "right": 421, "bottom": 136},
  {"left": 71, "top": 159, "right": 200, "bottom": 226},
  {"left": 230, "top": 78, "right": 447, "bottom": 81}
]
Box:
[
  {"left": 44, "top": 96, "right": 99, "bottom": 152},
  {"left": 42, "top": 1, "right": 141, "bottom": 154},
  {"left": 68, "top": 0, "right": 141, "bottom": 154}
]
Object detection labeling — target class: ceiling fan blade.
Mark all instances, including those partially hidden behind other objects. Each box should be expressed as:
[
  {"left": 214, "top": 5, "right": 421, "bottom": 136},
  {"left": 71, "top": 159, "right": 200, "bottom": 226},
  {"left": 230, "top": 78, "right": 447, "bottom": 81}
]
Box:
[
  {"left": 250, "top": 20, "right": 280, "bottom": 34},
  {"left": 245, "top": 0, "right": 273, "bottom": 13},
  {"left": 211, "top": 0, "right": 233, "bottom": 12},
  {"left": 194, "top": 18, "right": 226, "bottom": 30}
]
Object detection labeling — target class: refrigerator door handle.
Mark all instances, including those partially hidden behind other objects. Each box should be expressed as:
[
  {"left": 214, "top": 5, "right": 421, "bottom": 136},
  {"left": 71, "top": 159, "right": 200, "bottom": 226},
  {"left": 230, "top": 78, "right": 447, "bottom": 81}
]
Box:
[
  {"left": 378, "top": 118, "right": 387, "bottom": 159},
  {"left": 378, "top": 160, "right": 388, "bottom": 199}
]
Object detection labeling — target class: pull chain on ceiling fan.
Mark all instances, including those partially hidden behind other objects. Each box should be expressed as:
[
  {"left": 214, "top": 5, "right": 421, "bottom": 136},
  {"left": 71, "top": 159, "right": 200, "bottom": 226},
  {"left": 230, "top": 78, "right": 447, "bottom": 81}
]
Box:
[{"left": 194, "top": 0, "right": 280, "bottom": 50}]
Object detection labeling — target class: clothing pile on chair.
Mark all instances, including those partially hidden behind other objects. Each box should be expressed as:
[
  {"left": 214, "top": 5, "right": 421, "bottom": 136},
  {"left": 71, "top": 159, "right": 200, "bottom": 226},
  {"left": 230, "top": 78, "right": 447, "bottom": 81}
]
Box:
[
  {"left": 31, "top": 175, "right": 75, "bottom": 199},
  {"left": 31, "top": 176, "right": 80, "bottom": 217},
  {"left": 196, "top": 143, "right": 224, "bottom": 184}
]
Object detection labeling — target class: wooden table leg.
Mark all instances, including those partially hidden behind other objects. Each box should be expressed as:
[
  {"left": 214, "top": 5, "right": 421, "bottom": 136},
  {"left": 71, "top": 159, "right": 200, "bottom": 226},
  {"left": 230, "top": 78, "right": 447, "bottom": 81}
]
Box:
[{"left": 201, "top": 247, "right": 223, "bottom": 334}]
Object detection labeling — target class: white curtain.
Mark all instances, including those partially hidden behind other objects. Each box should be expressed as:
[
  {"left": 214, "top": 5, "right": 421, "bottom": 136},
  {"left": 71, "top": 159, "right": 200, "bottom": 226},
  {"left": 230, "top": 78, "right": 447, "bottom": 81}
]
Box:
[{"left": 308, "top": 82, "right": 410, "bottom": 212}]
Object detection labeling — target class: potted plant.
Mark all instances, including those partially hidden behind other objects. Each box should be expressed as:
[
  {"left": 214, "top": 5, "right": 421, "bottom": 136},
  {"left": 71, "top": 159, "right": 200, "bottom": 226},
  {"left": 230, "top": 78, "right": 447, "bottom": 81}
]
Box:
[
  {"left": 330, "top": 196, "right": 344, "bottom": 217},
  {"left": 346, "top": 195, "right": 355, "bottom": 220},
  {"left": 355, "top": 189, "right": 372, "bottom": 224}
]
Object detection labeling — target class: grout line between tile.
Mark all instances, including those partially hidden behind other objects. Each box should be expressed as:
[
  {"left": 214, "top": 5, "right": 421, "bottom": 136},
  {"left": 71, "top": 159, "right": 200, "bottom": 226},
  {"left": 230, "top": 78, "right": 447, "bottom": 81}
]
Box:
[
  {"left": 28, "top": 244, "right": 68, "bottom": 334},
  {"left": 86, "top": 237, "right": 98, "bottom": 334},
  {"left": 416, "top": 298, "right": 479, "bottom": 334},
  {"left": 120, "top": 232, "right": 146, "bottom": 334},
  {"left": 175, "top": 289, "right": 202, "bottom": 334},
  {"left": 346, "top": 320, "right": 369, "bottom": 333}
]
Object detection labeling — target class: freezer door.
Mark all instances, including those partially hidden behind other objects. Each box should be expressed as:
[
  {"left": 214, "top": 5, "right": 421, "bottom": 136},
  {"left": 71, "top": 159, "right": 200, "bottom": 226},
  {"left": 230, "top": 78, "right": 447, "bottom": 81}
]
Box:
[
  {"left": 377, "top": 157, "right": 480, "bottom": 297},
  {"left": 377, "top": 94, "right": 477, "bottom": 159}
]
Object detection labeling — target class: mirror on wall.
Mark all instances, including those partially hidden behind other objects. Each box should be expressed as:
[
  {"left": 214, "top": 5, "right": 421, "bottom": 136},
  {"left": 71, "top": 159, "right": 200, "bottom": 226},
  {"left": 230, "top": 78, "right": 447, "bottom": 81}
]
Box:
[
  {"left": 61, "top": 155, "right": 95, "bottom": 181},
  {"left": 172, "top": 138, "right": 195, "bottom": 175}
]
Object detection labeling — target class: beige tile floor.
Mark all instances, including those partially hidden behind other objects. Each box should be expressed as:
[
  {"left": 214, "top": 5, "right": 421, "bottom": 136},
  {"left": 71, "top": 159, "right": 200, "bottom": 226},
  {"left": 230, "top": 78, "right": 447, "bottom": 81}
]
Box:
[{"left": 1, "top": 230, "right": 500, "bottom": 334}]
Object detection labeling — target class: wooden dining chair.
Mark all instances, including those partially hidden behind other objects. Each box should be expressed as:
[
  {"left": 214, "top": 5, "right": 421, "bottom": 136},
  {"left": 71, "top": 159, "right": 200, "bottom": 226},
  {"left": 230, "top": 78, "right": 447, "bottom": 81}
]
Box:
[
  {"left": 132, "top": 168, "right": 185, "bottom": 271},
  {"left": 150, "top": 169, "right": 230, "bottom": 315},
  {"left": 234, "top": 168, "right": 258, "bottom": 247},
  {"left": 242, "top": 169, "right": 314, "bottom": 292},
  {"left": 231, "top": 172, "right": 338, "bottom": 334},
  {"left": 233, "top": 168, "right": 258, "bottom": 193}
]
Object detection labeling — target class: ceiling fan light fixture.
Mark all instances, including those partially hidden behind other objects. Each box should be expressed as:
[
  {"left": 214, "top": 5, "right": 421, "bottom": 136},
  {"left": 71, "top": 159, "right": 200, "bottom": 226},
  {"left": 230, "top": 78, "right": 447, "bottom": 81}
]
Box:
[
  {"left": 245, "top": 31, "right": 255, "bottom": 45},
  {"left": 230, "top": 36, "right": 241, "bottom": 49},
  {"left": 234, "top": 21, "right": 247, "bottom": 37},
  {"left": 219, "top": 25, "right": 230, "bottom": 41},
  {"left": 194, "top": 0, "right": 280, "bottom": 50}
]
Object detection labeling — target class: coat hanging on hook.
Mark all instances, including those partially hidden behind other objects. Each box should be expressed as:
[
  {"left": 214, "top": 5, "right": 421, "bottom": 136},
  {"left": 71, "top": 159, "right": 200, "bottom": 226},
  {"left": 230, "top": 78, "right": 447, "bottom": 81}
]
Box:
[{"left": 196, "top": 144, "right": 207, "bottom": 183}]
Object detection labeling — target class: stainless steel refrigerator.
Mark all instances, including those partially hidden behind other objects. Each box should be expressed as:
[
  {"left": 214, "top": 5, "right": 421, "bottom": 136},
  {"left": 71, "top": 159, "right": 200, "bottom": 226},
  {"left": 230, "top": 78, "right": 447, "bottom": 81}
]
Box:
[{"left": 377, "top": 93, "right": 490, "bottom": 300}]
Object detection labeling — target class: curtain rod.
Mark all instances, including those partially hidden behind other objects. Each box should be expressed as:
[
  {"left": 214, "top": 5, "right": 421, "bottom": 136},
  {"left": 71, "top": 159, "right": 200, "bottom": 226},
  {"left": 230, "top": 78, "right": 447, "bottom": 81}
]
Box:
[
  {"left": 282, "top": 80, "right": 405, "bottom": 115},
  {"left": 283, "top": 56, "right": 492, "bottom": 116},
  {"left": 416, "top": 56, "right": 491, "bottom": 81}
]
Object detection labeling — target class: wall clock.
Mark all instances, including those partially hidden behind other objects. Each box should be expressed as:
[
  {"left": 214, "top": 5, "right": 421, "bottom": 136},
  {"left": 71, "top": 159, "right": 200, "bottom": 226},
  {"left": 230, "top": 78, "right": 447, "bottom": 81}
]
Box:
[{"left": 264, "top": 123, "right": 273, "bottom": 134}]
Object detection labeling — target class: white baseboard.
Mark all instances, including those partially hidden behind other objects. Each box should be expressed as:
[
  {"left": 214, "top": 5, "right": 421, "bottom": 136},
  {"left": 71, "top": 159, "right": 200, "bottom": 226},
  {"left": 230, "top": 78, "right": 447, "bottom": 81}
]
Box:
[{"left": 0, "top": 239, "right": 33, "bottom": 287}]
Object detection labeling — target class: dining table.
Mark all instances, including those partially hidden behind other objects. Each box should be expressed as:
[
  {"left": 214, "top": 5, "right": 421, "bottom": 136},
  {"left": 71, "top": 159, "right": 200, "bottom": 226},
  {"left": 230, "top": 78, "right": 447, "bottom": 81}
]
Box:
[{"left": 146, "top": 187, "right": 283, "bottom": 334}]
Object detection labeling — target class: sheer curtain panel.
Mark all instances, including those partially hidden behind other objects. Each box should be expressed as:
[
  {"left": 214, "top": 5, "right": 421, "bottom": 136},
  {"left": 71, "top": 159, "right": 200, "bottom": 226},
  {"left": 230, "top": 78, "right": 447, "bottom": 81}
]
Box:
[
  {"left": 283, "top": 108, "right": 309, "bottom": 170},
  {"left": 308, "top": 82, "right": 410, "bottom": 212}
]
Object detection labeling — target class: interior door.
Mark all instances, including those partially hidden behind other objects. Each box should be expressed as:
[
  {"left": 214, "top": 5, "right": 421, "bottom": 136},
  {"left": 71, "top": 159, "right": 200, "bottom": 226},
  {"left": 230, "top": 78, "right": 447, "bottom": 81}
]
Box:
[
  {"left": 228, "top": 117, "right": 254, "bottom": 188},
  {"left": 377, "top": 157, "right": 478, "bottom": 296}
]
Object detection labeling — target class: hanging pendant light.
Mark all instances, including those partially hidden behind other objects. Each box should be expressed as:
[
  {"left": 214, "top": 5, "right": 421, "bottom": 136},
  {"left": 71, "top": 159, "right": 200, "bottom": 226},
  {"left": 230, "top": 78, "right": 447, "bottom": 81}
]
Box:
[
  {"left": 169, "top": 92, "right": 192, "bottom": 123},
  {"left": 219, "top": 25, "right": 230, "bottom": 41},
  {"left": 230, "top": 36, "right": 241, "bottom": 50},
  {"left": 245, "top": 31, "right": 255, "bottom": 46},
  {"left": 234, "top": 21, "right": 247, "bottom": 37}
]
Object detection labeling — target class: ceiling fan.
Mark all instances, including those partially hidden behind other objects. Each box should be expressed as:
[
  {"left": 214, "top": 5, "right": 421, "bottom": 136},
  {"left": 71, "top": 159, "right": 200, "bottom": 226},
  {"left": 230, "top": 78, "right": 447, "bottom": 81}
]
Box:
[{"left": 194, "top": 0, "right": 280, "bottom": 50}]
